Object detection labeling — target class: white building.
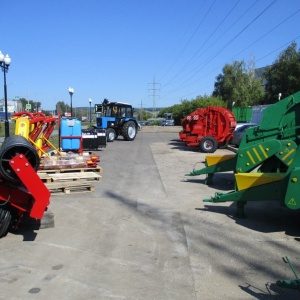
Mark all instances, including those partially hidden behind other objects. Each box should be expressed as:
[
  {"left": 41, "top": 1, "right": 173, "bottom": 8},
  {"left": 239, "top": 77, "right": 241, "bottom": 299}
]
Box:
[{"left": 0, "top": 99, "right": 19, "bottom": 113}]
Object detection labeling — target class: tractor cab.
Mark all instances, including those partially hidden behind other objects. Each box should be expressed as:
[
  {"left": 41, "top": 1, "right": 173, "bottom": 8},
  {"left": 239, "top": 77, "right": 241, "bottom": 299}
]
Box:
[
  {"left": 94, "top": 100, "right": 138, "bottom": 142},
  {"left": 104, "top": 103, "right": 134, "bottom": 118}
]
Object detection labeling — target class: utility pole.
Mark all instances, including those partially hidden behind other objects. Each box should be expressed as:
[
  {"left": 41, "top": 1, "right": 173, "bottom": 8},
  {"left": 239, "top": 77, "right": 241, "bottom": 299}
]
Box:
[
  {"left": 148, "top": 77, "right": 160, "bottom": 119},
  {"left": 140, "top": 100, "right": 143, "bottom": 121}
]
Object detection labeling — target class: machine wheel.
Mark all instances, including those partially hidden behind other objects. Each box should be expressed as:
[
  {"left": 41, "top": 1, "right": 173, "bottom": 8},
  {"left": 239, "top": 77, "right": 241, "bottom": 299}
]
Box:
[
  {"left": 106, "top": 128, "right": 116, "bottom": 142},
  {"left": 122, "top": 121, "right": 137, "bottom": 141},
  {"left": 0, "top": 208, "right": 12, "bottom": 238},
  {"left": 199, "top": 136, "right": 218, "bottom": 153},
  {"left": 0, "top": 135, "right": 40, "bottom": 183}
]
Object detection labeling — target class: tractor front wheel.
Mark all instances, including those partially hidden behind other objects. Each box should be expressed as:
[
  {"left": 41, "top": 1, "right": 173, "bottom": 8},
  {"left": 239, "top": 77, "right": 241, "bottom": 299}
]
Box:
[
  {"left": 199, "top": 136, "right": 218, "bottom": 153},
  {"left": 122, "top": 121, "right": 137, "bottom": 141},
  {"left": 0, "top": 208, "right": 12, "bottom": 238},
  {"left": 106, "top": 128, "right": 116, "bottom": 142}
]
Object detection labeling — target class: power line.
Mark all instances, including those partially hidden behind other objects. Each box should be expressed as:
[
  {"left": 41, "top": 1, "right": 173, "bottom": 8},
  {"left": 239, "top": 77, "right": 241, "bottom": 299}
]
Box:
[
  {"left": 158, "top": 1, "right": 206, "bottom": 82},
  {"left": 256, "top": 35, "right": 300, "bottom": 63},
  {"left": 163, "top": 0, "right": 278, "bottom": 95},
  {"left": 185, "top": 5, "right": 300, "bottom": 94},
  {"left": 159, "top": 0, "right": 217, "bottom": 84},
  {"left": 161, "top": 33, "right": 300, "bottom": 105},
  {"left": 163, "top": 0, "right": 240, "bottom": 87},
  {"left": 162, "top": 0, "right": 260, "bottom": 89},
  {"left": 231, "top": 7, "right": 300, "bottom": 60}
]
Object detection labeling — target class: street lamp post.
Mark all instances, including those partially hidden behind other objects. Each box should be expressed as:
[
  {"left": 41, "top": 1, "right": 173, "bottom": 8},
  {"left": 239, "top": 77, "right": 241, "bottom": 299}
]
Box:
[
  {"left": 0, "top": 51, "right": 11, "bottom": 138},
  {"left": 89, "top": 98, "right": 92, "bottom": 126},
  {"left": 68, "top": 87, "right": 74, "bottom": 118}
]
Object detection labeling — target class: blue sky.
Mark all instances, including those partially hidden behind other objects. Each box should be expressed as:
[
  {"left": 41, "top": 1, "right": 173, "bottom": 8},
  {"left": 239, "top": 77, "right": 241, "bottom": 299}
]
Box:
[{"left": 2, "top": 0, "right": 300, "bottom": 111}]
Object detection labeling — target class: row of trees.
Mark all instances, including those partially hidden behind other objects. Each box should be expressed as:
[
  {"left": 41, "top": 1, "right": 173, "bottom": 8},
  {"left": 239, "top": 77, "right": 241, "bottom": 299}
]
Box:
[
  {"left": 157, "top": 42, "right": 300, "bottom": 124},
  {"left": 17, "top": 98, "right": 41, "bottom": 113},
  {"left": 16, "top": 99, "right": 91, "bottom": 121},
  {"left": 213, "top": 41, "right": 300, "bottom": 106}
]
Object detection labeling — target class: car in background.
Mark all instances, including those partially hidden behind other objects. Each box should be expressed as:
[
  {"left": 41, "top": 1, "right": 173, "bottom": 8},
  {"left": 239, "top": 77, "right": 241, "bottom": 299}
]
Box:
[
  {"left": 160, "top": 120, "right": 174, "bottom": 126},
  {"left": 230, "top": 123, "right": 257, "bottom": 146}
]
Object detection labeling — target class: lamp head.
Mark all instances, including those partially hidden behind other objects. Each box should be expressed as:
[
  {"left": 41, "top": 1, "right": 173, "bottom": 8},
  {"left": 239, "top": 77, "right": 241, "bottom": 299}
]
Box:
[
  {"left": 0, "top": 52, "right": 11, "bottom": 67},
  {"left": 4, "top": 55, "right": 11, "bottom": 66}
]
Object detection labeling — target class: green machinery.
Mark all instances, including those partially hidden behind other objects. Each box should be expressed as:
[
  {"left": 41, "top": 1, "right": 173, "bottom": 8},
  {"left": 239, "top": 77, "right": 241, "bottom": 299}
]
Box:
[
  {"left": 186, "top": 91, "right": 300, "bottom": 217},
  {"left": 277, "top": 256, "right": 300, "bottom": 291}
]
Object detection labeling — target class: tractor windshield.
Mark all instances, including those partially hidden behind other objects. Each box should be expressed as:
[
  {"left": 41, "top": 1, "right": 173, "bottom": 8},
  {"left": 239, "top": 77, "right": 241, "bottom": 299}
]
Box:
[
  {"left": 104, "top": 106, "right": 112, "bottom": 117},
  {"left": 104, "top": 105, "right": 133, "bottom": 118}
]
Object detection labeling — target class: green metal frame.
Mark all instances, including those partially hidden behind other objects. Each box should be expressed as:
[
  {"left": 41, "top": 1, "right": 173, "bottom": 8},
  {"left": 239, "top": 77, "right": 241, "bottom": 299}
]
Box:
[
  {"left": 186, "top": 91, "right": 300, "bottom": 215},
  {"left": 277, "top": 256, "right": 300, "bottom": 290}
]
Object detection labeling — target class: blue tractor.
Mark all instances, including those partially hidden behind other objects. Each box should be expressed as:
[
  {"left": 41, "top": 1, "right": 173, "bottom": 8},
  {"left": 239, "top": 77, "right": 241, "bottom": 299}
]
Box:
[{"left": 94, "top": 99, "right": 139, "bottom": 142}]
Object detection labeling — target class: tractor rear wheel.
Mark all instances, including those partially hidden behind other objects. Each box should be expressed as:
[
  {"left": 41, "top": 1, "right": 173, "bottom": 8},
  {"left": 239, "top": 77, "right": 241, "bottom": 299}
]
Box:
[
  {"left": 0, "top": 208, "right": 12, "bottom": 238},
  {"left": 199, "top": 136, "right": 218, "bottom": 153},
  {"left": 122, "top": 121, "right": 137, "bottom": 141},
  {"left": 0, "top": 135, "right": 40, "bottom": 183},
  {"left": 106, "top": 128, "right": 116, "bottom": 142}
]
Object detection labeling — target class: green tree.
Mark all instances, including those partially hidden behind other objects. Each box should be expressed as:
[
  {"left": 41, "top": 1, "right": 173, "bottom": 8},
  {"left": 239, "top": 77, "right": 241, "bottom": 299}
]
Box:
[
  {"left": 18, "top": 98, "right": 41, "bottom": 113},
  {"left": 136, "top": 109, "right": 152, "bottom": 121},
  {"left": 158, "top": 95, "right": 225, "bottom": 125},
  {"left": 55, "top": 101, "right": 70, "bottom": 115},
  {"left": 19, "top": 98, "right": 28, "bottom": 111},
  {"left": 213, "top": 60, "right": 264, "bottom": 108},
  {"left": 263, "top": 42, "right": 300, "bottom": 103}
]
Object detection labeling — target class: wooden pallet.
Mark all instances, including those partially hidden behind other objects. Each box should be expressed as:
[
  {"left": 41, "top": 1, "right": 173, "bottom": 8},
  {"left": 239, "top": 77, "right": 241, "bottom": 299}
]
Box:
[
  {"left": 38, "top": 165, "right": 102, "bottom": 194},
  {"left": 45, "top": 180, "right": 95, "bottom": 195},
  {"left": 38, "top": 166, "right": 103, "bottom": 174},
  {"left": 38, "top": 171, "right": 102, "bottom": 183}
]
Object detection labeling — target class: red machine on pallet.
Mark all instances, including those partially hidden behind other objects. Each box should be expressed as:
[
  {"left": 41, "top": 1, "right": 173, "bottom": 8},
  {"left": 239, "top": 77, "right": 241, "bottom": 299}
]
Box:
[
  {"left": 179, "top": 106, "right": 236, "bottom": 153},
  {"left": 12, "top": 111, "right": 57, "bottom": 156},
  {"left": 0, "top": 136, "right": 50, "bottom": 238}
]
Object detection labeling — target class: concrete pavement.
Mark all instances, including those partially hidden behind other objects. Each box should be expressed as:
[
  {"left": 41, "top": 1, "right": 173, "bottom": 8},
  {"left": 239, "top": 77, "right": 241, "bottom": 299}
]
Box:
[{"left": 0, "top": 129, "right": 299, "bottom": 299}]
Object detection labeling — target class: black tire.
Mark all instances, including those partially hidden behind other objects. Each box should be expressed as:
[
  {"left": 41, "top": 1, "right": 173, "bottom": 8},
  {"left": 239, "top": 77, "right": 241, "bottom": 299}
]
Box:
[
  {"left": 0, "top": 208, "right": 12, "bottom": 238},
  {"left": 199, "top": 136, "right": 218, "bottom": 153},
  {"left": 106, "top": 128, "right": 116, "bottom": 142},
  {"left": 0, "top": 135, "right": 40, "bottom": 183},
  {"left": 122, "top": 121, "right": 137, "bottom": 141}
]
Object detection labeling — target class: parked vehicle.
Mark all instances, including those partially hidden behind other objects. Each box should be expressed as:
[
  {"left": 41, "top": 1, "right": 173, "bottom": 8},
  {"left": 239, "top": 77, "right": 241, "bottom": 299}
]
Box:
[
  {"left": 230, "top": 123, "right": 257, "bottom": 146},
  {"left": 94, "top": 99, "right": 139, "bottom": 142},
  {"left": 160, "top": 120, "right": 174, "bottom": 126}
]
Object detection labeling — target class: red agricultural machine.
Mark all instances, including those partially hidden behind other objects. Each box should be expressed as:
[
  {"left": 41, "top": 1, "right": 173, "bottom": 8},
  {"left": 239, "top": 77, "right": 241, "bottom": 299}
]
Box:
[
  {"left": 0, "top": 135, "right": 50, "bottom": 238},
  {"left": 0, "top": 111, "right": 57, "bottom": 237},
  {"left": 12, "top": 111, "right": 58, "bottom": 156},
  {"left": 179, "top": 106, "right": 236, "bottom": 153}
]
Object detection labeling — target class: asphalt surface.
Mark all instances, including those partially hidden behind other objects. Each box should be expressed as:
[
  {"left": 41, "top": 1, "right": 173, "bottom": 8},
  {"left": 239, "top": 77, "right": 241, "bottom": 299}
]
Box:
[{"left": 1, "top": 127, "right": 300, "bottom": 299}]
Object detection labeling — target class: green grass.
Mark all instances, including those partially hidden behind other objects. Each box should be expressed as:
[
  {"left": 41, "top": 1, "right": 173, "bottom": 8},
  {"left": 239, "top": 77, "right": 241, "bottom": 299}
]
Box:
[{"left": 0, "top": 122, "right": 16, "bottom": 138}]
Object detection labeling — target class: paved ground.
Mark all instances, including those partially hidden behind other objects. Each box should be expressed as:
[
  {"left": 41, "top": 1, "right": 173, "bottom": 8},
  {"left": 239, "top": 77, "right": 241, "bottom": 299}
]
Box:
[{"left": 1, "top": 127, "right": 300, "bottom": 299}]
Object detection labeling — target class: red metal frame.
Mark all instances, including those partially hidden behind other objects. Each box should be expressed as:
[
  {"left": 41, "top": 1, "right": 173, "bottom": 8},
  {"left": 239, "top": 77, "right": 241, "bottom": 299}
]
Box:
[
  {"left": 0, "top": 154, "right": 51, "bottom": 219},
  {"left": 13, "top": 111, "right": 57, "bottom": 153}
]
